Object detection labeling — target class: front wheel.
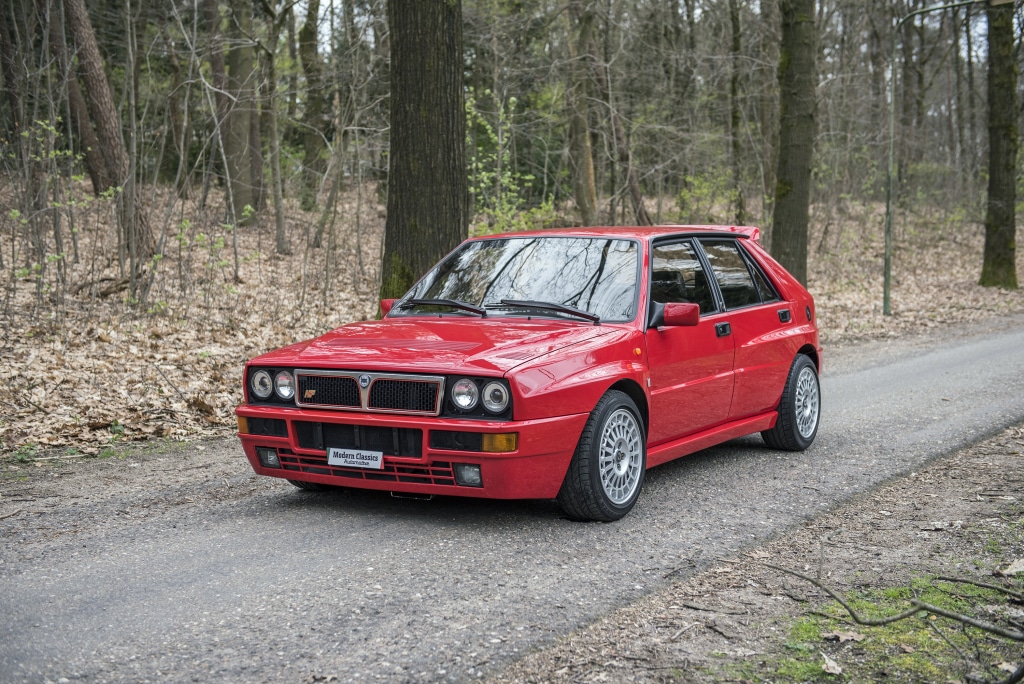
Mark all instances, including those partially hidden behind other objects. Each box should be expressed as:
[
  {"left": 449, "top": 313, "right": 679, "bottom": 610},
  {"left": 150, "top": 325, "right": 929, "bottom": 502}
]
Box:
[
  {"left": 761, "top": 354, "right": 820, "bottom": 451},
  {"left": 557, "top": 390, "right": 646, "bottom": 522}
]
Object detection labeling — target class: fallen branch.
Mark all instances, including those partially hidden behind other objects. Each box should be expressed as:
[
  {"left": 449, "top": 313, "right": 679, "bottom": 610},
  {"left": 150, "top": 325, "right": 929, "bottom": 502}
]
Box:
[
  {"left": 767, "top": 563, "right": 1024, "bottom": 684},
  {"left": 765, "top": 563, "right": 922, "bottom": 626},
  {"left": 30, "top": 453, "right": 93, "bottom": 462},
  {"left": 908, "top": 599, "right": 1024, "bottom": 641},
  {"left": 935, "top": 575, "right": 1024, "bottom": 602},
  {"left": 153, "top": 363, "right": 189, "bottom": 403},
  {"left": 0, "top": 509, "right": 24, "bottom": 521}
]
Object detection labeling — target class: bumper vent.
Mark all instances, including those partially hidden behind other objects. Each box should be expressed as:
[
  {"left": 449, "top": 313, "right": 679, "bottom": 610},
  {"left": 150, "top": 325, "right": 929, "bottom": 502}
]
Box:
[
  {"left": 277, "top": 448, "right": 455, "bottom": 486},
  {"left": 294, "top": 421, "right": 422, "bottom": 458}
]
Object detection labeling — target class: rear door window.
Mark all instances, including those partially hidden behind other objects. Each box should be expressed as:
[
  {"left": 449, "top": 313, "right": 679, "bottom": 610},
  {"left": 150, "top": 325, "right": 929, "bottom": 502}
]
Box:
[{"left": 699, "top": 239, "right": 776, "bottom": 310}]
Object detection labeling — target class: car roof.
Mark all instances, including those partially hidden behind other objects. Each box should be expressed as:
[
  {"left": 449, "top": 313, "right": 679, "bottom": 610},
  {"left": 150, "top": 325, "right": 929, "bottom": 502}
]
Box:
[{"left": 474, "top": 225, "right": 761, "bottom": 242}]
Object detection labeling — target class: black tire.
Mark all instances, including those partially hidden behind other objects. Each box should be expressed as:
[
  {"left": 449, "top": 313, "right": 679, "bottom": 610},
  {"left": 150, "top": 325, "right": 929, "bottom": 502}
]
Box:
[
  {"left": 287, "top": 479, "right": 333, "bottom": 491},
  {"left": 761, "top": 354, "right": 820, "bottom": 451},
  {"left": 557, "top": 390, "right": 646, "bottom": 522}
]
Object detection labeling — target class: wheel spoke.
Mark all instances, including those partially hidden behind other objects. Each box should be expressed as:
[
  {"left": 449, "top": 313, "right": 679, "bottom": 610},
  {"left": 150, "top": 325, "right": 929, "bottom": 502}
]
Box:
[
  {"left": 794, "top": 367, "right": 820, "bottom": 439},
  {"left": 597, "top": 408, "right": 643, "bottom": 504}
]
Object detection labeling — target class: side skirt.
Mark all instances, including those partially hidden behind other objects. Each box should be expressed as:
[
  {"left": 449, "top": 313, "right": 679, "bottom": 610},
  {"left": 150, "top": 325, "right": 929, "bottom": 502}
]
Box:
[{"left": 646, "top": 412, "right": 777, "bottom": 468}]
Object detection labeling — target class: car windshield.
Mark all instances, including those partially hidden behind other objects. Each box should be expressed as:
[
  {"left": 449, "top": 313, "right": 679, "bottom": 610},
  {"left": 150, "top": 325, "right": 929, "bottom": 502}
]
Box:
[{"left": 398, "top": 236, "right": 640, "bottom": 322}]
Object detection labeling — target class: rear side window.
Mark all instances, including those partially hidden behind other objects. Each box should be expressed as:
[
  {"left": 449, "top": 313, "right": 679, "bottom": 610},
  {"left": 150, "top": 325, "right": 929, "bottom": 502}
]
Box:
[
  {"left": 699, "top": 239, "right": 777, "bottom": 310},
  {"left": 747, "top": 253, "right": 779, "bottom": 303}
]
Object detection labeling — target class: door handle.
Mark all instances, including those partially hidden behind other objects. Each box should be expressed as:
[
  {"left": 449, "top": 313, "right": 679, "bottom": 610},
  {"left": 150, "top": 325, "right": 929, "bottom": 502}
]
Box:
[
  {"left": 715, "top": 322, "right": 731, "bottom": 337},
  {"left": 778, "top": 308, "right": 791, "bottom": 323}
]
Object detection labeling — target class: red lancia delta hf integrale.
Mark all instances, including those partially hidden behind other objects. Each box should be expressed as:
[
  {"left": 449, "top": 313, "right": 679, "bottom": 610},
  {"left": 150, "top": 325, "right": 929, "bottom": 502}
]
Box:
[{"left": 236, "top": 226, "right": 821, "bottom": 521}]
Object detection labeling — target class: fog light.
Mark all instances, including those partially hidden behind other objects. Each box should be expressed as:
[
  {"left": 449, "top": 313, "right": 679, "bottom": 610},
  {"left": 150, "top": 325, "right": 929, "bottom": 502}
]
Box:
[
  {"left": 256, "top": 447, "right": 281, "bottom": 468},
  {"left": 453, "top": 463, "right": 483, "bottom": 487},
  {"left": 481, "top": 432, "right": 517, "bottom": 453}
]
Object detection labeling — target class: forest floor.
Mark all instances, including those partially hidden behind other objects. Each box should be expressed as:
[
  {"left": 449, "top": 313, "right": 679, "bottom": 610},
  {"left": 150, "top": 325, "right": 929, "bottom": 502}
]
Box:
[
  {"left": 488, "top": 422, "right": 1024, "bottom": 683},
  {"left": 1, "top": 192, "right": 1024, "bottom": 681}
]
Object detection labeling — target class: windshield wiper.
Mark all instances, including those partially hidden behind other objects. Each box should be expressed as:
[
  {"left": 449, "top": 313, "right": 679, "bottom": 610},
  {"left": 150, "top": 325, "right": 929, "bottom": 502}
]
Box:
[
  {"left": 398, "top": 298, "right": 487, "bottom": 317},
  {"left": 494, "top": 299, "right": 600, "bottom": 324}
]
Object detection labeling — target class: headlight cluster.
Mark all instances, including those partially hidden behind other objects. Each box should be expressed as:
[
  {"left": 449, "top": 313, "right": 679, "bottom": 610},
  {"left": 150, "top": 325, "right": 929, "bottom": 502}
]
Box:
[
  {"left": 448, "top": 377, "right": 510, "bottom": 416},
  {"left": 248, "top": 368, "right": 295, "bottom": 402}
]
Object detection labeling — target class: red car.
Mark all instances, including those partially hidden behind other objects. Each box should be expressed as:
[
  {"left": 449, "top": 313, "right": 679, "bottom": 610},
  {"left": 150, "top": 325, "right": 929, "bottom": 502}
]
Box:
[{"left": 236, "top": 226, "right": 821, "bottom": 521}]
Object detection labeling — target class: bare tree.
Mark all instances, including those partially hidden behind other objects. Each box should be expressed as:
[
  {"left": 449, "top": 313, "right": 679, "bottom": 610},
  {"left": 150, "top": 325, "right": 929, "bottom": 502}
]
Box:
[
  {"left": 565, "top": 1, "right": 599, "bottom": 226},
  {"left": 224, "top": 0, "right": 257, "bottom": 225},
  {"left": 298, "top": 0, "right": 327, "bottom": 211}
]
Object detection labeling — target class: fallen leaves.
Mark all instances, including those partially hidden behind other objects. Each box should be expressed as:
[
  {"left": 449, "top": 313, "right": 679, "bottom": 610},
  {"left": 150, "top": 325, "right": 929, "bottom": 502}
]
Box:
[
  {"left": 3, "top": 195, "right": 1024, "bottom": 458},
  {"left": 820, "top": 651, "right": 843, "bottom": 675},
  {"left": 823, "top": 630, "right": 865, "bottom": 643},
  {"left": 0, "top": 186, "right": 383, "bottom": 457},
  {"left": 996, "top": 558, "right": 1024, "bottom": 576}
]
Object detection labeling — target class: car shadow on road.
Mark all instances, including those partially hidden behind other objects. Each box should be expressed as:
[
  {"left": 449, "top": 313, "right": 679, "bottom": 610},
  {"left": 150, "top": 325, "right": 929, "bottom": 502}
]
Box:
[
  {"left": 259, "top": 435, "right": 778, "bottom": 527},
  {"left": 268, "top": 481, "right": 568, "bottom": 525}
]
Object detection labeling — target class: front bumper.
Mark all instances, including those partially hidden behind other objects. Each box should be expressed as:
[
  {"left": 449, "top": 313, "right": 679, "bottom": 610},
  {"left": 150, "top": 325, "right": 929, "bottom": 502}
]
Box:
[{"left": 235, "top": 405, "right": 589, "bottom": 499}]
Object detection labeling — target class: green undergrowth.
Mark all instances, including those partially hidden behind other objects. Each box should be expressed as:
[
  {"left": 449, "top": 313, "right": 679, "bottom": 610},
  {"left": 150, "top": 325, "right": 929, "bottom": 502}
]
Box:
[{"left": 699, "top": 504, "right": 1024, "bottom": 683}]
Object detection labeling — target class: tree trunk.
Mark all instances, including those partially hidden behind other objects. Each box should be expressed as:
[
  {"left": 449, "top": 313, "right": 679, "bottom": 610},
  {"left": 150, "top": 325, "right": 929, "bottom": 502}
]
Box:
[
  {"left": 64, "top": 0, "right": 150, "bottom": 263},
  {"left": 298, "top": 0, "right": 327, "bottom": 211},
  {"left": 586, "top": 12, "right": 650, "bottom": 226},
  {"left": 261, "top": 2, "right": 290, "bottom": 255},
  {"left": 63, "top": 0, "right": 126, "bottom": 192},
  {"left": 565, "top": 3, "right": 599, "bottom": 226},
  {"left": 728, "top": 0, "right": 745, "bottom": 226},
  {"left": 964, "top": 4, "right": 979, "bottom": 181},
  {"left": 380, "top": 0, "right": 468, "bottom": 300},
  {"left": 979, "top": 3, "right": 1017, "bottom": 289},
  {"left": 224, "top": 0, "right": 256, "bottom": 225},
  {"left": 43, "top": 0, "right": 107, "bottom": 194},
  {"left": 771, "top": 0, "right": 816, "bottom": 285},
  {"left": 759, "top": 0, "right": 780, "bottom": 236},
  {"left": 0, "top": 1, "right": 23, "bottom": 139},
  {"left": 286, "top": 6, "right": 298, "bottom": 120},
  {"left": 202, "top": 0, "right": 229, "bottom": 209}
]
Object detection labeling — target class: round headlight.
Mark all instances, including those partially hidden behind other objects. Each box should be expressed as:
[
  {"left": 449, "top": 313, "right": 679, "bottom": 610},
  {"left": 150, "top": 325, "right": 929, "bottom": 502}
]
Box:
[
  {"left": 250, "top": 369, "right": 273, "bottom": 399},
  {"left": 481, "top": 381, "right": 509, "bottom": 413},
  {"left": 274, "top": 370, "right": 295, "bottom": 400},
  {"left": 451, "top": 378, "right": 479, "bottom": 410}
]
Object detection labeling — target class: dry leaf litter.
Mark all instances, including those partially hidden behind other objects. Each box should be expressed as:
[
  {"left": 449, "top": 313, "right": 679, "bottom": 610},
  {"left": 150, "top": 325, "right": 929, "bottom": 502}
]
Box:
[{"left": 2, "top": 193, "right": 1023, "bottom": 457}]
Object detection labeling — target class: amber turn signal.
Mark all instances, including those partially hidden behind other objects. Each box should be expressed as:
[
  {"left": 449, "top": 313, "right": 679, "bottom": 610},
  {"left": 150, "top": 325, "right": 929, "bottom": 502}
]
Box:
[
  {"left": 481, "top": 432, "right": 517, "bottom": 453},
  {"left": 237, "top": 416, "right": 249, "bottom": 434}
]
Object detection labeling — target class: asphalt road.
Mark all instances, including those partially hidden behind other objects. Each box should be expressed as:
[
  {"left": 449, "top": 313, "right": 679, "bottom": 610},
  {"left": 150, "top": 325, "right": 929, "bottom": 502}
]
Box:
[{"left": 3, "top": 314, "right": 1024, "bottom": 683}]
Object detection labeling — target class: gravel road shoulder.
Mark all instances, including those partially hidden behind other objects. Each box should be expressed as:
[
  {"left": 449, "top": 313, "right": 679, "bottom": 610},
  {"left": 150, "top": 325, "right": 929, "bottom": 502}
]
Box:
[{"left": 489, "top": 424, "right": 1024, "bottom": 683}]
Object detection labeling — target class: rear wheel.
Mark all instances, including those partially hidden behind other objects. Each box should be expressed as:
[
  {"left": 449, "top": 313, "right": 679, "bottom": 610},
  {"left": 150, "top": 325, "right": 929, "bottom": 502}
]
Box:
[
  {"left": 557, "top": 390, "right": 646, "bottom": 522},
  {"left": 761, "top": 354, "right": 820, "bottom": 451}
]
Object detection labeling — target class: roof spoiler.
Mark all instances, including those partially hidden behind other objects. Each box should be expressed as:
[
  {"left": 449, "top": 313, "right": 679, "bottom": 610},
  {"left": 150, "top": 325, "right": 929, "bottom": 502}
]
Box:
[{"left": 728, "top": 226, "right": 761, "bottom": 242}]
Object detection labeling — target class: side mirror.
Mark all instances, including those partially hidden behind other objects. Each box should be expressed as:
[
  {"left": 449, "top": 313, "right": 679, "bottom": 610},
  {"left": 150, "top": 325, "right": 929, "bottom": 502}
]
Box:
[
  {"left": 662, "top": 302, "right": 700, "bottom": 327},
  {"left": 380, "top": 298, "right": 397, "bottom": 316}
]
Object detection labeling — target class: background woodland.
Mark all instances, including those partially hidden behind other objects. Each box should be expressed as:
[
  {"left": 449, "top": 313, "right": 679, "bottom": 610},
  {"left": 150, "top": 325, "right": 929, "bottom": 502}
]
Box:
[{"left": 1, "top": 0, "right": 1023, "bottom": 455}]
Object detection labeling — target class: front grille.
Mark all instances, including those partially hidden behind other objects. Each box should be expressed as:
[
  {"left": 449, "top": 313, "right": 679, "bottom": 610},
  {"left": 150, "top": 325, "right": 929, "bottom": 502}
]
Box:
[
  {"left": 369, "top": 379, "right": 438, "bottom": 413},
  {"left": 294, "top": 421, "right": 422, "bottom": 458},
  {"left": 277, "top": 448, "right": 455, "bottom": 486},
  {"left": 295, "top": 370, "right": 444, "bottom": 416},
  {"left": 296, "top": 374, "right": 360, "bottom": 407}
]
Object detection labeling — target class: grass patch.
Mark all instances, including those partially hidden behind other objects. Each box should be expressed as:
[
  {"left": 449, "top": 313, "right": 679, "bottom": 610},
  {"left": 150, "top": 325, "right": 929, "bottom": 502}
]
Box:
[{"left": 745, "top": 575, "right": 1023, "bottom": 683}]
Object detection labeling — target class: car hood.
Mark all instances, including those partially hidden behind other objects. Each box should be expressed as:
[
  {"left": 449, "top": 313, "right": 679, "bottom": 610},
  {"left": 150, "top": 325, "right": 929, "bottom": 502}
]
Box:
[{"left": 252, "top": 318, "right": 618, "bottom": 374}]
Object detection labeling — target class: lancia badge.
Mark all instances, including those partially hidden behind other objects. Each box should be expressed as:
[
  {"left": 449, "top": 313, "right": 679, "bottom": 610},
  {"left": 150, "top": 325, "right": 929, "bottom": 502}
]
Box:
[{"left": 358, "top": 374, "right": 371, "bottom": 389}]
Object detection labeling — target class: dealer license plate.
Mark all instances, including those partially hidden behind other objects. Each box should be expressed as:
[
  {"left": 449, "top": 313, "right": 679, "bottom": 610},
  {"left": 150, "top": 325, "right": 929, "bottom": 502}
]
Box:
[{"left": 327, "top": 447, "right": 384, "bottom": 470}]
